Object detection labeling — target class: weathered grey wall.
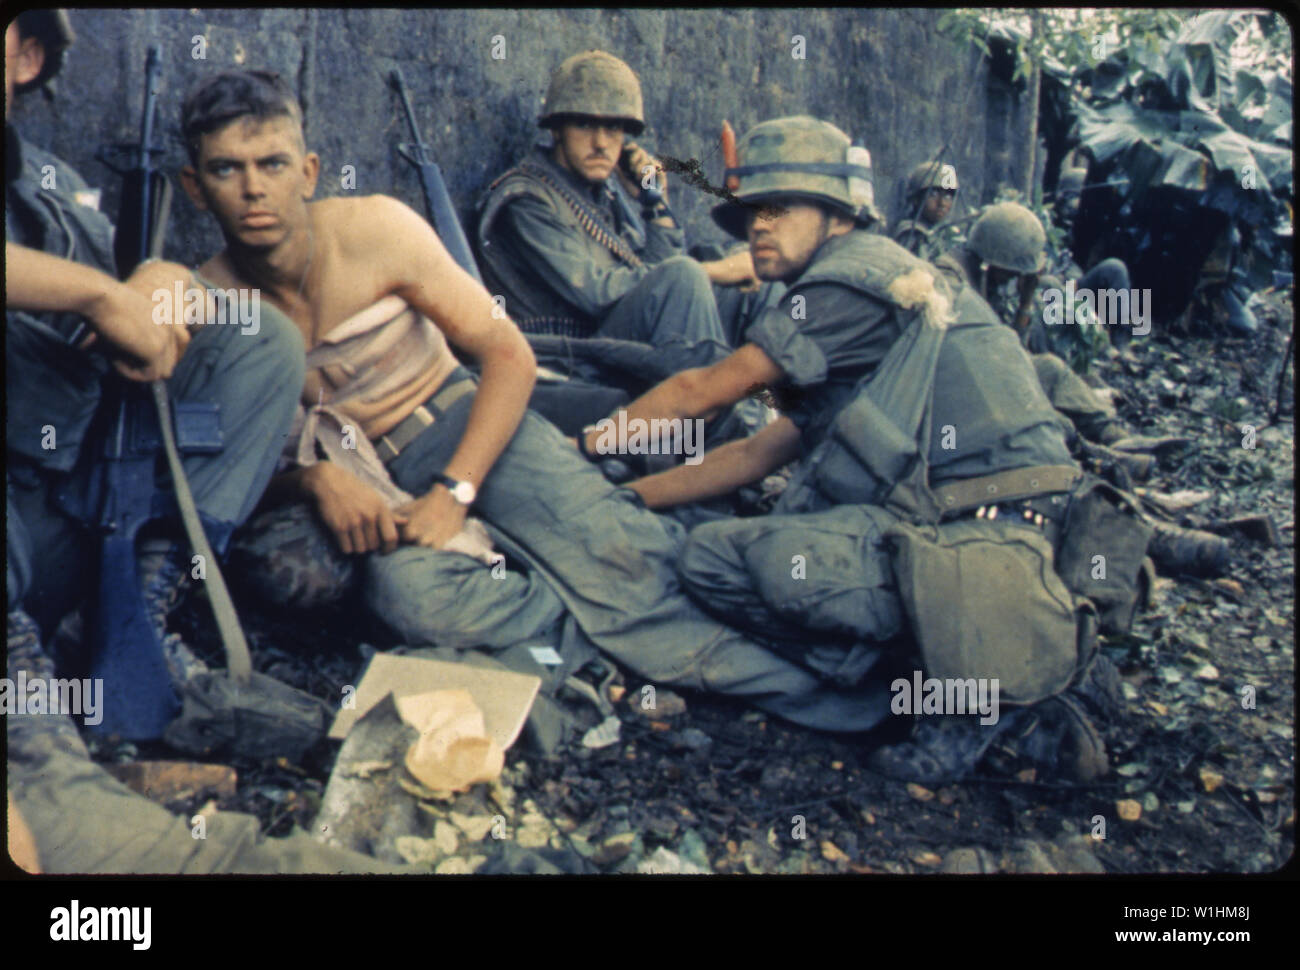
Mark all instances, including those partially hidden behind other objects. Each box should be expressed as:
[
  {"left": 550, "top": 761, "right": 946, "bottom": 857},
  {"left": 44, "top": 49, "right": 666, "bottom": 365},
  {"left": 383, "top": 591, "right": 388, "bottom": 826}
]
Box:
[{"left": 12, "top": 8, "right": 1032, "bottom": 267}]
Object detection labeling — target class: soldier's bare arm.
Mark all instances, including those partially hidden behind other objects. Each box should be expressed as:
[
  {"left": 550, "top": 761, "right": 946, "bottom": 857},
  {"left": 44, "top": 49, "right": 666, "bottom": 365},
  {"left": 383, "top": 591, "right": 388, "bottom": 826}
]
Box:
[
  {"left": 628, "top": 416, "right": 802, "bottom": 509},
  {"left": 581, "top": 342, "right": 785, "bottom": 454},
  {"left": 5, "top": 241, "right": 185, "bottom": 379},
  {"left": 350, "top": 195, "right": 535, "bottom": 548}
]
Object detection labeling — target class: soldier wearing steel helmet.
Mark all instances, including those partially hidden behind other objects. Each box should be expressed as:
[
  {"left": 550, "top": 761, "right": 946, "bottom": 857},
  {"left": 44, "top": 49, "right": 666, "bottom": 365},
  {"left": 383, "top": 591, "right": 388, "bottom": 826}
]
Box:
[
  {"left": 476, "top": 50, "right": 772, "bottom": 383},
  {"left": 577, "top": 116, "right": 1123, "bottom": 785},
  {"left": 939, "top": 201, "right": 1144, "bottom": 449},
  {"left": 892, "top": 160, "right": 960, "bottom": 262}
]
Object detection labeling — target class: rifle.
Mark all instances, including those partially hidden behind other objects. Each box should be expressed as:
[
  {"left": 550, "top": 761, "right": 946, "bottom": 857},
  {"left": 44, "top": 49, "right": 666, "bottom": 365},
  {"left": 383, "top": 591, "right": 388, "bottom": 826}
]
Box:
[
  {"left": 388, "top": 67, "right": 483, "bottom": 282},
  {"left": 96, "top": 43, "right": 172, "bottom": 276},
  {"left": 87, "top": 45, "right": 254, "bottom": 739}
]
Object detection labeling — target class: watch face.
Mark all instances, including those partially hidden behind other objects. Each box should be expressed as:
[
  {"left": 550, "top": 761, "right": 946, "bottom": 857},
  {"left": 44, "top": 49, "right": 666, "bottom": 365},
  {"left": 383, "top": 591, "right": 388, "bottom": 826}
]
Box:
[{"left": 451, "top": 481, "right": 476, "bottom": 505}]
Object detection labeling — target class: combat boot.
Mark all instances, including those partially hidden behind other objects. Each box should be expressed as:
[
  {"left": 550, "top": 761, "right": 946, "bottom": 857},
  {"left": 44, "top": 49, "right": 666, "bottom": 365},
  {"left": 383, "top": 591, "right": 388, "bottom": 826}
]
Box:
[
  {"left": 7, "top": 608, "right": 52, "bottom": 680},
  {"left": 1002, "top": 693, "right": 1109, "bottom": 782},
  {"left": 1147, "top": 520, "right": 1231, "bottom": 577},
  {"left": 136, "top": 535, "right": 208, "bottom": 684},
  {"left": 865, "top": 712, "right": 1026, "bottom": 785}
]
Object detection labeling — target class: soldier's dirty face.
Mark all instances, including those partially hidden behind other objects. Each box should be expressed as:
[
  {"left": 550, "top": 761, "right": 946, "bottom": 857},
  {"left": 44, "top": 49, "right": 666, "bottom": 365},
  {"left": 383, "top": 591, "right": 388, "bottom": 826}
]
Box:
[
  {"left": 181, "top": 115, "right": 319, "bottom": 249},
  {"left": 553, "top": 119, "right": 626, "bottom": 184},
  {"left": 922, "top": 188, "right": 955, "bottom": 225},
  {"left": 747, "top": 200, "right": 838, "bottom": 283}
]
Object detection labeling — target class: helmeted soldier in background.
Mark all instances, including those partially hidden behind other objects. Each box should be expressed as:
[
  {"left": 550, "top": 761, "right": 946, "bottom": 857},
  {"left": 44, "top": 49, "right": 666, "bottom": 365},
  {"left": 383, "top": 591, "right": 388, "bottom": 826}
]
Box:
[
  {"left": 892, "top": 160, "right": 959, "bottom": 262},
  {"left": 939, "top": 202, "right": 1138, "bottom": 452},
  {"left": 476, "top": 50, "right": 776, "bottom": 378}
]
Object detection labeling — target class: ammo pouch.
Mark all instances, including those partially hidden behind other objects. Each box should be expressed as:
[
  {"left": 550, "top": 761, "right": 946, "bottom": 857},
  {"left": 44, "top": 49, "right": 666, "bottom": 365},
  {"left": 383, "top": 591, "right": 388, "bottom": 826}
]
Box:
[
  {"left": 886, "top": 517, "right": 1098, "bottom": 706},
  {"left": 1053, "top": 476, "right": 1154, "bottom": 635},
  {"left": 809, "top": 390, "right": 918, "bottom": 508}
]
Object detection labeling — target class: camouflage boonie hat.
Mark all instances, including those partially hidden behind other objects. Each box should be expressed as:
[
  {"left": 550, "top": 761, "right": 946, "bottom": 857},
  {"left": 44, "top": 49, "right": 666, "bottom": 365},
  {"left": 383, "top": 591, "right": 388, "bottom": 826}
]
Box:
[
  {"left": 711, "top": 115, "right": 882, "bottom": 239},
  {"left": 539, "top": 50, "right": 645, "bottom": 135},
  {"left": 906, "top": 160, "right": 959, "bottom": 198},
  {"left": 14, "top": 10, "right": 76, "bottom": 93},
  {"left": 968, "top": 202, "right": 1047, "bottom": 274}
]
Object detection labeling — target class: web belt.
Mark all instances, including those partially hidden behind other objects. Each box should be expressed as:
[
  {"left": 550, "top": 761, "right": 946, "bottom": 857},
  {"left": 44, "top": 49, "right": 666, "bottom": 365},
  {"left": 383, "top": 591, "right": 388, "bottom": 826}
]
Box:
[
  {"left": 931, "top": 464, "right": 1082, "bottom": 519},
  {"left": 375, "top": 369, "right": 476, "bottom": 465}
]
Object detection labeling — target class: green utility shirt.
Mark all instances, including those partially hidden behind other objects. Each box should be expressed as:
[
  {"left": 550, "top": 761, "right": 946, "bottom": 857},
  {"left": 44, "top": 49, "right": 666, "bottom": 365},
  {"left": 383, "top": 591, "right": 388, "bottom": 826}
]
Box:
[
  {"left": 744, "top": 231, "right": 905, "bottom": 451},
  {"left": 5, "top": 125, "right": 117, "bottom": 472},
  {"left": 477, "top": 146, "right": 685, "bottom": 329}
]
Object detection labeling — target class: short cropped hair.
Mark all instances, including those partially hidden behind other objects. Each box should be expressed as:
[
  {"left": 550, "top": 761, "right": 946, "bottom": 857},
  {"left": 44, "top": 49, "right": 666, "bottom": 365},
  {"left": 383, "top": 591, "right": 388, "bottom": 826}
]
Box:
[{"left": 181, "top": 70, "right": 303, "bottom": 164}]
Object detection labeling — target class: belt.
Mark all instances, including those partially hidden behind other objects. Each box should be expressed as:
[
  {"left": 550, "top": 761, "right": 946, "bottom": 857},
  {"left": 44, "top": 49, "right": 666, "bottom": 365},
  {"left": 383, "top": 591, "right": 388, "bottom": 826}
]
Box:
[
  {"left": 374, "top": 368, "right": 475, "bottom": 465},
  {"left": 932, "top": 463, "right": 1082, "bottom": 518}
]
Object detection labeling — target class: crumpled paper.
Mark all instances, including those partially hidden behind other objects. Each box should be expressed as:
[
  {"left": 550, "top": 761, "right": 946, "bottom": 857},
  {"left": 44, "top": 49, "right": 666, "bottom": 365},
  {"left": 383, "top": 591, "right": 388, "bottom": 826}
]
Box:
[{"left": 395, "top": 689, "right": 504, "bottom": 792}]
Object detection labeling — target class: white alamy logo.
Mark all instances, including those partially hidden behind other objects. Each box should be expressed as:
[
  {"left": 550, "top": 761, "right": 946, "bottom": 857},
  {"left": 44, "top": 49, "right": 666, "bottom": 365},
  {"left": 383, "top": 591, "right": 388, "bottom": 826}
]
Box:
[
  {"left": 890, "top": 671, "right": 1001, "bottom": 725},
  {"left": 589, "top": 411, "right": 706, "bottom": 466},
  {"left": 1042, "top": 280, "right": 1151, "bottom": 336},
  {"left": 152, "top": 282, "right": 261, "bottom": 335},
  {"left": 0, "top": 673, "right": 102, "bottom": 726},
  {"left": 50, "top": 900, "right": 151, "bottom": 950}
]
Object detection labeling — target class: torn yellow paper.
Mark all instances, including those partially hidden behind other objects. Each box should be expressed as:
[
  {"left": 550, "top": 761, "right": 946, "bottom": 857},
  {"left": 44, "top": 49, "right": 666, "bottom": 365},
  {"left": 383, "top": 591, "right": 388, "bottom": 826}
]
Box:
[{"left": 396, "top": 689, "right": 504, "bottom": 792}]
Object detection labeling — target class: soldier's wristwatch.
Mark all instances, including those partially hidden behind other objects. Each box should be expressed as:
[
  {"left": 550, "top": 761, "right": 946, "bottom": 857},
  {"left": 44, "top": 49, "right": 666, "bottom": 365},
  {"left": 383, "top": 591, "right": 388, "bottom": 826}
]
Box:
[{"left": 433, "top": 473, "right": 476, "bottom": 506}]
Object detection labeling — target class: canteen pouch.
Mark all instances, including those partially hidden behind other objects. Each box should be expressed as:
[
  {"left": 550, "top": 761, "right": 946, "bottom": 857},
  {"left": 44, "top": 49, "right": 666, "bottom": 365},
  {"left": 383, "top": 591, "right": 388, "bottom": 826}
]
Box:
[{"left": 1054, "top": 476, "right": 1153, "bottom": 635}]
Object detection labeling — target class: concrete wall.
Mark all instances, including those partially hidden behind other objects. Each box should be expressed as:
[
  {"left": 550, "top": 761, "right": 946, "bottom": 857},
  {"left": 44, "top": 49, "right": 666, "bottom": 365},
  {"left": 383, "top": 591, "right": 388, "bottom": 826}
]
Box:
[{"left": 11, "top": 8, "right": 1032, "bottom": 268}]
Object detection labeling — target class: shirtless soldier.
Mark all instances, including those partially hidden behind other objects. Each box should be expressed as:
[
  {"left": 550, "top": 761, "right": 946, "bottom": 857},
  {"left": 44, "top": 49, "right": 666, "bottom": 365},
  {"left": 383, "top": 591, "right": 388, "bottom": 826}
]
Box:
[{"left": 177, "top": 69, "right": 894, "bottom": 736}]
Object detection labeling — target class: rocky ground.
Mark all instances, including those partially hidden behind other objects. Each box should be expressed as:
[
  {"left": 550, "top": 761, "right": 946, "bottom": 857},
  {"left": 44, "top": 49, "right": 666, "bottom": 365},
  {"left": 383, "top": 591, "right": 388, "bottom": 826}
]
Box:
[{"left": 93, "top": 289, "right": 1294, "bottom": 876}]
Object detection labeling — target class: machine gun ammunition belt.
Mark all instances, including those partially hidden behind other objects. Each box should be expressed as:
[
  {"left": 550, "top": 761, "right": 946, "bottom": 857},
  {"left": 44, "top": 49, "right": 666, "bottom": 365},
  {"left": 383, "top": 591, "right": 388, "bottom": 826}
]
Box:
[{"left": 512, "top": 161, "right": 645, "bottom": 270}]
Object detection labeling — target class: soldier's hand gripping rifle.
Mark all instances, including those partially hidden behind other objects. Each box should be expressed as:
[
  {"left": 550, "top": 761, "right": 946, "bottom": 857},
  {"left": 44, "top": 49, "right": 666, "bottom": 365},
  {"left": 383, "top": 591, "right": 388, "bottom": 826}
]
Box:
[
  {"left": 86, "top": 44, "right": 255, "bottom": 739},
  {"left": 389, "top": 67, "right": 483, "bottom": 282}
]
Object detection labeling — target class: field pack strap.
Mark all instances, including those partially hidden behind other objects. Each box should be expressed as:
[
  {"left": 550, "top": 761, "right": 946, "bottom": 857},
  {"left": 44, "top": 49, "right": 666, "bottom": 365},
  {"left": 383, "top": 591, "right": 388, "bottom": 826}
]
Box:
[
  {"left": 932, "top": 464, "right": 1083, "bottom": 518},
  {"left": 514, "top": 161, "right": 645, "bottom": 270}
]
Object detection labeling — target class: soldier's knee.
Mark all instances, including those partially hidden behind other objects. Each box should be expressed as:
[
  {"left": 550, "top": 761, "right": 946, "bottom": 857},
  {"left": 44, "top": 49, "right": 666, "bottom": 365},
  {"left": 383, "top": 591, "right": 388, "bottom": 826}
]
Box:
[
  {"left": 678, "top": 522, "right": 740, "bottom": 595},
  {"left": 652, "top": 254, "right": 712, "bottom": 297}
]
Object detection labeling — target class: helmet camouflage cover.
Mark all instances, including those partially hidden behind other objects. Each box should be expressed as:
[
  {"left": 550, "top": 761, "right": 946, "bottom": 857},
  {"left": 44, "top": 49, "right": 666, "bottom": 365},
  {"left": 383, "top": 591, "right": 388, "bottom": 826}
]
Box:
[
  {"left": 539, "top": 50, "right": 645, "bottom": 135},
  {"left": 968, "top": 201, "right": 1047, "bottom": 274},
  {"left": 906, "top": 160, "right": 959, "bottom": 198},
  {"left": 711, "top": 115, "right": 882, "bottom": 239}
]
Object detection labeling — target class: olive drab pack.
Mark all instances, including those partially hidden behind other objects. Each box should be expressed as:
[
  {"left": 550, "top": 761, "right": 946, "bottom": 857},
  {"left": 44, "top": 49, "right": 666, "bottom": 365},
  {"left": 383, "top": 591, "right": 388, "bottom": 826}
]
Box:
[
  {"left": 1054, "top": 477, "right": 1154, "bottom": 635},
  {"left": 888, "top": 517, "right": 1099, "bottom": 704},
  {"left": 711, "top": 115, "right": 883, "bottom": 239}
]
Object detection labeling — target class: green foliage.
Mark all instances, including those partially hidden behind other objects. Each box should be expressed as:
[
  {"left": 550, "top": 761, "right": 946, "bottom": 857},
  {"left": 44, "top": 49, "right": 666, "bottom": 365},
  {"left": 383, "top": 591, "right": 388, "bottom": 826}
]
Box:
[{"left": 938, "top": 9, "right": 1191, "bottom": 91}]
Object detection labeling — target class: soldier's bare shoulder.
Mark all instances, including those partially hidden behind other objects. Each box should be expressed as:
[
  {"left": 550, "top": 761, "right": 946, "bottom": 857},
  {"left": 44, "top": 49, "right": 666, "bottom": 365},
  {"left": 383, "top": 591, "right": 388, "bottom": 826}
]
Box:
[{"left": 311, "top": 195, "right": 417, "bottom": 252}]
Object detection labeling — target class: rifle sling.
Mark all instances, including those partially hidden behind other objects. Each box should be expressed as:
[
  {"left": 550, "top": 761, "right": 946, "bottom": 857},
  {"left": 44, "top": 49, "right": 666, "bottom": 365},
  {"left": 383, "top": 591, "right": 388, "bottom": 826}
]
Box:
[{"left": 150, "top": 380, "right": 253, "bottom": 685}]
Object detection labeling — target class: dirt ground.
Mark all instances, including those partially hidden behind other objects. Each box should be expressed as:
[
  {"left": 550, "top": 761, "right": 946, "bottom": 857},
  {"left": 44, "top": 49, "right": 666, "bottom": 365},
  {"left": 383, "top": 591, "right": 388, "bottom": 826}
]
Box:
[{"left": 101, "top": 291, "right": 1294, "bottom": 875}]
